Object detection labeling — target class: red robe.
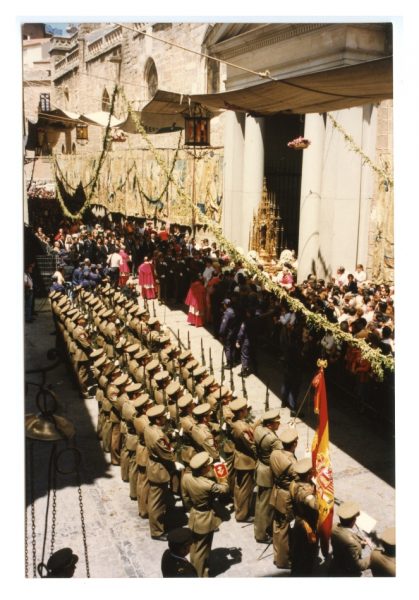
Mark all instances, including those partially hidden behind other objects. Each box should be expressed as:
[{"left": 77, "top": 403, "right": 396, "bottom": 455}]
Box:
[
  {"left": 185, "top": 280, "right": 207, "bottom": 327},
  {"left": 138, "top": 261, "right": 156, "bottom": 299}
]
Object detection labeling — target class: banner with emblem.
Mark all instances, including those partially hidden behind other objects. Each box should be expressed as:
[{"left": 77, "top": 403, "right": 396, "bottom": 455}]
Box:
[{"left": 311, "top": 361, "right": 334, "bottom": 556}]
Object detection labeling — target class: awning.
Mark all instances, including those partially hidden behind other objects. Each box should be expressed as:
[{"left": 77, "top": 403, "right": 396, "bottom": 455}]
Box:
[
  {"left": 80, "top": 111, "right": 125, "bottom": 128},
  {"left": 190, "top": 57, "right": 392, "bottom": 115}
]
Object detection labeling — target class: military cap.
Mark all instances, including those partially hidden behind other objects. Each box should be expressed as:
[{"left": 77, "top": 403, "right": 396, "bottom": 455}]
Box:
[
  {"left": 90, "top": 348, "right": 105, "bottom": 359},
  {"left": 75, "top": 313, "right": 88, "bottom": 322},
  {"left": 163, "top": 345, "right": 176, "bottom": 356},
  {"left": 157, "top": 335, "right": 170, "bottom": 345},
  {"left": 193, "top": 402, "right": 211, "bottom": 417},
  {"left": 190, "top": 451, "right": 213, "bottom": 470},
  {"left": 122, "top": 402, "right": 136, "bottom": 422},
  {"left": 279, "top": 427, "right": 298, "bottom": 444},
  {"left": 154, "top": 370, "right": 170, "bottom": 382},
  {"left": 113, "top": 373, "right": 129, "bottom": 387},
  {"left": 126, "top": 382, "right": 142, "bottom": 394},
  {"left": 166, "top": 381, "right": 181, "bottom": 396},
  {"left": 337, "top": 501, "right": 360, "bottom": 520},
  {"left": 147, "top": 317, "right": 159, "bottom": 327},
  {"left": 103, "top": 309, "right": 113, "bottom": 319},
  {"left": 46, "top": 548, "right": 78, "bottom": 573},
  {"left": 167, "top": 527, "right": 194, "bottom": 546},
  {"left": 115, "top": 339, "right": 125, "bottom": 350},
  {"left": 93, "top": 355, "right": 107, "bottom": 368},
  {"left": 125, "top": 301, "right": 135, "bottom": 310},
  {"left": 217, "top": 386, "right": 232, "bottom": 399},
  {"left": 134, "top": 349, "right": 149, "bottom": 360},
  {"left": 97, "top": 307, "right": 107, "bottom": 317},
  {"left": 262, "top": 408, "right": 281, "bottom": 423},
  {"left": 145, "top": 359, "right": 160, "bottom": 372},
  {"left": 125, "top": 343, "right": 140, "bottom": 355},
  {"left": 60, "top": 305, "right": 71, "bottom": 315},
  {"left": 49, "top": 291, "right": 62, "bottom": 300},
  {"left": 129, "top": 305, "right": 140, "bottom": 314},
  {"left": 230, "top": 397, "right": 247, "bottom": 412},
  {"left": 137, "top": 308, "right": 148, "bottom": 316},
  {"left": 179, "top": 350, "right": 193, "bottom": 361},
  {"left": 294, "top": 457, "right": 313, "bottom": 475},
  {"left": 192, "top": 366, "right": 207, "bottom": 379},
  {"left": 90, "top": 297, "right": 101, "bottom": 307},
  {"left": 132, "top": 393, "right": 151, "bottom": 409},
  {"left": 146, "top": 404, "right": 166, "bottom": 419},
  {"left": 380, "top": 527, "right": 396, "bottom": 546},
  {"left": 201, "top": 375, "right": 215, "bottom": 388},
  {"left": 178, "top": 394, "right": 194, "bottom": 409},
  {"left": 185, "top": 359, "right": 199, "bottom": 371}
]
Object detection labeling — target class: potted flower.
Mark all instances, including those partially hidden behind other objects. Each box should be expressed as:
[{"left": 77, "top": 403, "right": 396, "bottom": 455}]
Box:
[{"left": 287, "top": 136, "right": 311, "bottom": 150}]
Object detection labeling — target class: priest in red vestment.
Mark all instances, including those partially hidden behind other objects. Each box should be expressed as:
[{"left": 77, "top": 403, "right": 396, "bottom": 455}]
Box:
[
  {"left": 138, "top": 257, "right": 157, "bottom": 300},
  {"left": 185, "top": 275, "right": 207, "bottom": 327}
]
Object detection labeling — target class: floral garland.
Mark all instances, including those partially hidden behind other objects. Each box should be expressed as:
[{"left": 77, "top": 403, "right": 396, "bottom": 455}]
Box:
[
  {"left": 327, "top": 113, "right": 393, "bottom": 188},
  {"left": 123, "top": 113, "right": 394, "bottom": 380},
  {"left": 51, "top": 85, "right": 119, "bottom": 220}
]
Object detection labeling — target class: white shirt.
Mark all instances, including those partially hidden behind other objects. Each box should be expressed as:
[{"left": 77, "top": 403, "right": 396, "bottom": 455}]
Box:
[{"left": 108, "top": 253, "right": 122, "bottom": 268}]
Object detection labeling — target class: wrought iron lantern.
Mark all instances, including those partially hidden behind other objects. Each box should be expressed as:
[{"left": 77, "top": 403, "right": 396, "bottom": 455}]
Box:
[{"left": 184, "top": 113, "right": 210, "bottom": 146}]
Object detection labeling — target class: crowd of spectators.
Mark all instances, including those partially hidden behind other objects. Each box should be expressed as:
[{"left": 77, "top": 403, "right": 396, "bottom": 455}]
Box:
[{"left": 30, "top": 217, "right": 394, "bottom": 418}]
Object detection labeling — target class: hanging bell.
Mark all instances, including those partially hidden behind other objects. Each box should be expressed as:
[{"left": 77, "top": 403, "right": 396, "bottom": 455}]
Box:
[{"left": 25, "top": 413, "right": 76, "bottom": 441}]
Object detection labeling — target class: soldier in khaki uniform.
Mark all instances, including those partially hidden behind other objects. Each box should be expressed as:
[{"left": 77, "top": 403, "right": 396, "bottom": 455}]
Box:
[
  {"left": 188, "top": 366, "right": 208, "bottom": 397},
  {"left": 145, "top": 359, "right": 161, "bottom": 395},
  {"left": 178, "top": 350, "right": 193, "bottom": 382},
  {"left": 253, "top": 409, "right": 282, "bottom": 543},
  {"left": 182, "top": 451, "right": 229, "bottom": 577},
  {"left": 289, "top": 457, "right": 318, "bottom": 576},
  {"left": 72, "top": 313, "right": 92, "bottom": 397},
  {"left": 195, "top": 375, "right": 214, "bottom": 403},
  {"left": 161, "top": 344, "right": 179, "bottom": 377},
  {"left": 330, "top": 502, "right": 371, "bottom": 576},
  {"left": 107, "top": 373, "right": 129, "bottom": 466},
  {"left": 144, "top": 404, "right": 176, "bottom": 540},
  {"left": 131, "top": 349, "right": 152, "bottom": 384},
  {"left": 191, "top": 403, "right": 220, "bottom": 461},
  {"left": 370, "top": 527, "right": 395, "bottom": 577},
  {"left": 92, "top": 354, "right": 108, "bottom": 439},
  {"left": 177, "top": 395, "right": 197, "bottom": 506},
  {"left": 145, "top": 317, "right": 162, "bottom": 353},
  {"left": 229, "top": 398, "right": 257, "bottom": 522},
  {"left": 269, "top": 427, "right": 298, "bottom": 569},
  {"left": 119, "top": 382, "right": 142, "bottom": 486},
  {"left": 153, "top": 370, "right": 171, "bottom": 405},
  {"left": 165, "top": 381, "right": 183, "bottom": 424},
  {"left": 133, "top": 394, "right": 154, "bottom": 518},
  {"left": 183, "top": 359, "right": 199, "bottom": 389}
]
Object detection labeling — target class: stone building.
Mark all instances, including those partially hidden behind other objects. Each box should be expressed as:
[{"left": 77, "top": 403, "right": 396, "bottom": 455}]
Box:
[{"left": 23, "top": 21, "right": 393, "bottom": 282}]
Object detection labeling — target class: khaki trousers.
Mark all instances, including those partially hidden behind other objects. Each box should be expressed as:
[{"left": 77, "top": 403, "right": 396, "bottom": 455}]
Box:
[
  {"left": 234, "top": 469, "right": 255, "bottom": 521},
  {"left": 254, "top": 486, "right": 274, "bottom": 541},
  {"left": 190, "top": 531, "right": 214, "bottom": 577},
  {"left": 110, "top": 423, "right": 121, "bottom": 465},
  {"left": 272, "top": 513, "right": 291, "bottom": 569},
  {"left": 101, "top": 419, "right": 112, "bottom": 453},
  {"left": 128, "top": 454, "right": 138, "bottom": 499},
  {"left": 136, "top": 467, "right": 150, "bottom": 518},
  {"left": 148, "top": 482, "right": 169, "bottom": 537},
  {"left": 120, "top": 446, "right": 130, "bottom": 481}
]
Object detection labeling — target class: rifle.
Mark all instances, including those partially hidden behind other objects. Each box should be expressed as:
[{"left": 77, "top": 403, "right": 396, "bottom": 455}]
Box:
[
  {"left": 201, "top": 338, "right": 206, "bottom": 366},
  {"left": 241, "top": 371, "right": 248, "bottom": 399},
  {"left": 230, "top": 366, "right": 235, "bottom": 393},
  {"left": 187, "top": 330, "right": 191, "bottom": 350},
  {"left": 209, "top": 347, "right": 214, "bottom": 375},
  {"left": 152, "top": 300, "right": 156, "bottom": 318},
  {"left": 265, "top": 385, "right": 270, "bottom": 411}
]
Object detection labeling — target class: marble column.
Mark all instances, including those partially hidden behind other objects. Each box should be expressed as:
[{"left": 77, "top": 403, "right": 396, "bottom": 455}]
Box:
[
  {"left": 222, "top": 111, "right": 245, "bottom": 247},
  {"left": 241, "top": 115, "right": 265, "bottom": 252},
  {"left": 297, "top": 113, "right": 326, "bottom": 282}
]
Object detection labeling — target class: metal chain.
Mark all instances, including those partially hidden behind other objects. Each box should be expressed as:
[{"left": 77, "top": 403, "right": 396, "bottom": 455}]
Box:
[
  {"left": 29, "top": 441, "right": 37, "bottom": 578},
  {"left": 77, "top": 475, "right": 90, "bottom": 577},
  {"left": 50, "top": 485, "right": 57, "bottom": 556}
]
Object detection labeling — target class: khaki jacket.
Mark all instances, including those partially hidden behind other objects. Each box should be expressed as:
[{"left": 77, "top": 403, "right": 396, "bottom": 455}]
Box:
[
  {"left": 134, "top": 414, "right": 149, "bottom": 466},
  {"left": 144, "top": 423, "right": 175, "bottom": 483},
  {"left": 254, "top": 425, "right": 282, "bottom": 487},
  {"left": 231, "top": 419, "right": 257, "bottom": 470},
  {"left": 191, "top": 423, "right": 219, "bottom": 460},
  {"left": 330, "top": 524, "right": 370, "bottom": 576},
  {"left": 183, "top": 475, "right": 229, "bottom": 534},
  {"left": 370, "top": 549, "right": 395, "bottom": 577}
]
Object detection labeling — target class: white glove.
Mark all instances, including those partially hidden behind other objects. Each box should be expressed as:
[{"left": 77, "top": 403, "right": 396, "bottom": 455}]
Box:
[
  {"left": 221, "top": 422, "right": 227, "bottom": 431},
  {"left": 175, "top": 461, "right": 185, "bottom": 471}
]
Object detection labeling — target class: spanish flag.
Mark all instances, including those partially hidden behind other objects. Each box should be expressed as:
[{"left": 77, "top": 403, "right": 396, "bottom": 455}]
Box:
[{"left": 311, "top": 363, "right": 334, "bottom": 556}]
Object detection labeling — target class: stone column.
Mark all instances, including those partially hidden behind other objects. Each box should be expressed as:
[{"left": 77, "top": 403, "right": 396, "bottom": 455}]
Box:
[
  {"left": 241, "top": 115, "right": 265, "bottom": 252},
  {"left": 297, "top": 113, "right": 325, "bottom": 282},
  {"left": 222, "top": 111, "right": 245, "bottom": 247}
]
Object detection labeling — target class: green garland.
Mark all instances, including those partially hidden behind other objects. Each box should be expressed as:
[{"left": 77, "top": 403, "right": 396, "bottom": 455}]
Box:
[
  {"left": 327, "top": 113, "right": 393, "bottom": 188},
  {"left": 116, "top": 91, "right": 394, "bottom": 379},
  {"left": 51, "top": 85, "right": 119, "bottom": 220}
]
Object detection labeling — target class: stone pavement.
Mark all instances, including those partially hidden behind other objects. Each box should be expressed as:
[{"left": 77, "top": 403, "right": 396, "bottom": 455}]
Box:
[{"left": 24, "top": 296, "right": 395, "bottom": 578}]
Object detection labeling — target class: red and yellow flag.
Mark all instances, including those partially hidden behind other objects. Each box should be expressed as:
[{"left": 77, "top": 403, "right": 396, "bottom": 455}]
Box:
[{"left": 311, "top": 362, "right": 334, "bottom": 556}]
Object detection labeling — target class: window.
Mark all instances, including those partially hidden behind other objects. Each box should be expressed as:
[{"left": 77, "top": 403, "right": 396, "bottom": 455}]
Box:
[
  {"left": 102, "top": 88, "right": 111, "bottom": 112},
  {"left": 145, "top": 58, "right": 158, "bottom": 100}
]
